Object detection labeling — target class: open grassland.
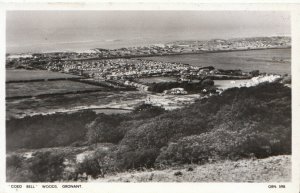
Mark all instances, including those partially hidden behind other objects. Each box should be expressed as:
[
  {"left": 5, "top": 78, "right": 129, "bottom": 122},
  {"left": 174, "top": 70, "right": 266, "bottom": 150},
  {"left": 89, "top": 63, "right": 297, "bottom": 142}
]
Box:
[
  {"left": 6, "top": 80, "right": 104, "bottom": 98},
  {"left": 142, "top": 48, "right": 291, "bottom": 74},
  {"left": 6, "top": 91, "right": 146, "bottom": 119},
  {"left": 92, "top": 155, "right": 291, "bottom": 182},
  {"left": 138, "top": 77, "right": 178, "bottom": 84},
  {"left": 6, "top": 69, "right": 81, "bottom": 82}
]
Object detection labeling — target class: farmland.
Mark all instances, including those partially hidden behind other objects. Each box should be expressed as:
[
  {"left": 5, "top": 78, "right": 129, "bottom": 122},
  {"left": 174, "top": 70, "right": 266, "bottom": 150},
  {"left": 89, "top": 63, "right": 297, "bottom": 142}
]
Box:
[
  {"left": 142, "top": 48, "right": 291, "bottom": 74},
  {"left": 6, "top": 69, "right": 81, "bottom": 82},
  {"left": 138, "top": 76, "right": 178, "bottom": 84},
  {"left": 92, "top": 108, "right": 132, "bottom": 115},
  {"left": 6, "top": 90, "right": 146, "bottom": 119},
  {"left": 6, "top": 80, "right": 105, "bottom": 98},
  {"left": 5, "top": 46, "right": 292, "bottom": 182},
  {"left": 5, "top": 69, "right": 145, "bottom": 119}
]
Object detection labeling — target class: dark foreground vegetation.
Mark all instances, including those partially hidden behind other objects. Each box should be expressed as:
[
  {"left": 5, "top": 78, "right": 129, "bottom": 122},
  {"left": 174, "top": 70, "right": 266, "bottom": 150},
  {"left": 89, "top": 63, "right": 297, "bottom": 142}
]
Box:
[
  {"left": 147, "top": 78, "right": 215, "bottom": 93},
  {"left": 6, "top": 82, "right": 291, "bottom": 182}
]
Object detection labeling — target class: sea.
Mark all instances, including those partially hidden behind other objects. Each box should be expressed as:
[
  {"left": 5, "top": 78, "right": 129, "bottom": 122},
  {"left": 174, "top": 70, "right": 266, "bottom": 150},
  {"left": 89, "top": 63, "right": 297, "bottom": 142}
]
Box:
[{"left": 142, "top": 48, "right": 291, "bottom": 75}]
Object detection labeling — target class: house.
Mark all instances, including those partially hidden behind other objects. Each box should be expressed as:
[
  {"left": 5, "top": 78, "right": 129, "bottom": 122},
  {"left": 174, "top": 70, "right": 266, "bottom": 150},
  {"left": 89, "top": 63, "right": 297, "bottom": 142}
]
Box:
[{"left": 163, "top": 87, "right": 187, "bottom": 95}]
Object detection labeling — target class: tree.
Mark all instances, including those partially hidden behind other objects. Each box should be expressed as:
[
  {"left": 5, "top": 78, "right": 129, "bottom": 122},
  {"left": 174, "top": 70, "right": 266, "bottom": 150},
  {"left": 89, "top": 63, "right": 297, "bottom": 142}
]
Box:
[
  {"left": 249, "top": 70, "right": 260, "bottom": 77},
  {"left": 76, "top": 149, "right": 114, "bottom": 178},
  {"left": 200, "top": 78, "right": 214, "bottom": 87},
  {"left": 86, "top": 114, "right": 127, "bottom": 144}
]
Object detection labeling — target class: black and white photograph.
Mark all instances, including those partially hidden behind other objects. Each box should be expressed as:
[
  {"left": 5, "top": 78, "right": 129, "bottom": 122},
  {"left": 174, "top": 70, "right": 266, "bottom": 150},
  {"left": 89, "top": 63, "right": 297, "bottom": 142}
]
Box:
[{"left": 3, "top": 8, "right": 296, "bottom": 187}]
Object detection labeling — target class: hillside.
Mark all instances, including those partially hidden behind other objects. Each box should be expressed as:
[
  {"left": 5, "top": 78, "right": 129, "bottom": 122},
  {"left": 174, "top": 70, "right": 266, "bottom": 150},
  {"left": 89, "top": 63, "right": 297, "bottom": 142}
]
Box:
[
  {"left": 6, "top": 82, "right": 291, "bottom": 182},
  {"left": 92, "top": 155, "right": 291, "bottom": 182}
]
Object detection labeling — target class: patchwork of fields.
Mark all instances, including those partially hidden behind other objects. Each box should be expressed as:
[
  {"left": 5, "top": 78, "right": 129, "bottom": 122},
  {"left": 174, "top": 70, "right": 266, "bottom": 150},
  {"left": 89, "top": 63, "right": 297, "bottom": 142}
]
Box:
[
  {"left": 5, "top": 48, "right": 292, "bottom": 183},
  {"left": 6, "top": 48, "right": 291, "bottom": 119},
  {"left": 6, "top": 69, "right": 147, "bottom": 119}
]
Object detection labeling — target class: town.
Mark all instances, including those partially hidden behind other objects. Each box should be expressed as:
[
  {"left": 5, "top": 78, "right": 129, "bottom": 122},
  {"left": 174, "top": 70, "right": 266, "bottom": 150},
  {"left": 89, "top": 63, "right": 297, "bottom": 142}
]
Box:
[
  {"left": 6, "top": 36, "right": 290, "bottom": 94},
  {"left": 7, "top": 36, "right": 290, "bottom": 61}
]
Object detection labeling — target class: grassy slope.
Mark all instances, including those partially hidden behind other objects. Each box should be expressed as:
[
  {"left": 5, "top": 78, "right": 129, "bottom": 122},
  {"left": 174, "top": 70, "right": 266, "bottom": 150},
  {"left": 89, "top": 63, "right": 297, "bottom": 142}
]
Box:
[{"left": 91, "top": 155, "right": 291, "bottom": 182}]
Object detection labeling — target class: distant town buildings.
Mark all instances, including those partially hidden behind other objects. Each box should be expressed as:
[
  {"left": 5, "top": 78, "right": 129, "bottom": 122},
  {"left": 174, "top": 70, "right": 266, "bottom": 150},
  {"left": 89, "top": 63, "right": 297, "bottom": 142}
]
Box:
[{"left": 6, "top": 36, "right": 290, "bottom": 91}]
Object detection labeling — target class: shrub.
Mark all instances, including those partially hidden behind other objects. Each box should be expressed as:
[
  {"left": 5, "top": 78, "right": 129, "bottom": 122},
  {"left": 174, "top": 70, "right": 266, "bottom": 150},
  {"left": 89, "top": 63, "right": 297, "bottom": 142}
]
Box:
[
  {"left": 281, "top": 75, "right": 291, "bottom": 84},
  {"left": 6, "top": 154, "right": 23, "bottom": 168},
  {"left": 132, "top": 103, "right": 165, "bottom": 119},
  {"left": 86, "top": 114, "right": 127, "bottom": 144},
  {"left": 7, "top": 82, "right": 291, "bottom": 177},
  {"left": 156, "top": 83, "right": 291, "bottom": 165},
  {"left": 28, "top": 151, "right": 65, "bottom": 182},
  {"left": 6, "top": 111, "right": 97, "bottom": 150},
  {"left": 115, "top": 147, "right": 159, "bottom": 170},
  {"left": 75, "top": 149, "right": 115, "bottom": 178},
  {"left": 147, "top": 80, "right": 215, "bottom": 93},
  {"left": 6, "top": 152, "right": 66, "bottom": 182},
  {"left": 6, "top": 154, "right": 28, "bottom": 182},
  {"left": 200, "top": 78, "right": 214, "bottom": 87},
  {"left": 120, "top": 82, "right": 291, "bottom": 168},
  {"left": 156, "top": 127, "right": 276, "bottom": 165},
  {"left": 249, "top": 70, "right": 260, "bottom": 77}
]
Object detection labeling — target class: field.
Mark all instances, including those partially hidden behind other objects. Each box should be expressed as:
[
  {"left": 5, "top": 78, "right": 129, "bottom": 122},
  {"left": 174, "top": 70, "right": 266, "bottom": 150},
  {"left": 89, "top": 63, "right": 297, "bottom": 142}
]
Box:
[
  {"left": 214, "top": 79, "right": 253, "bottom": 90},
  {"left": 93, "top": 108, "right": 132, "bottom": 115},
  {"left": 6, "top": 80, "right": 105, "bottom": 98},
  {"left": 142, "top": 48, "right": 291, "bottom": 74},
  {"left": 138, "top": 76, "right": 178, "bottom": 84},
  {"left": 6, "top": 69, "right": 81, "bottom": 82},
  {"left": 6, "top": 91, "right": 146, "bottom": 119}
]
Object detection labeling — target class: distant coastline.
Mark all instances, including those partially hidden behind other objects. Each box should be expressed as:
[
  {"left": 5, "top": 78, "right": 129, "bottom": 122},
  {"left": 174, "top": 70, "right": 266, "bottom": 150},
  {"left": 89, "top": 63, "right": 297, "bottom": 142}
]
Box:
[
  {"left": 6, "top": 36, "right": 291, "bottom": 56},
  {"left": 66, "top": 47, "right": 291, "bottom": 62}
]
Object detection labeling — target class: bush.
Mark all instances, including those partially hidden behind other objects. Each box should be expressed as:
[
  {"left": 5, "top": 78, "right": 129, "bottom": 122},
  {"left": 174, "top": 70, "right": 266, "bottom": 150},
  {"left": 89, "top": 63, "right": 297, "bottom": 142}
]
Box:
[
  {"left": 6, "top": 111, "right": 97, "bottom": 150},
  {"left": 6, "top": 154, "right": 23, "bottom": 168},
  {"left": 132, "top": 103, "right": 165, "bottom": 119},
  {"left": 249, "top": 70, "right": 260, "bottom": 77},
  {"left": 86, "top": 114, "right": 127, "bottom": 144},
  {"left": 26, "top": 151, "right": 65, "bottom": 182},
  {"left": 156, "top": 83, "right": 291, "bottom": 165},
  {"left": 75, "top": 149, "right": 115, "bottom": 178},
  {"left": 115, "top": 147, "right": 159, "bottom": 170},
  {"left": 6, "top": 154, "right": 28, "bottom": 182},
  {"left": 156, "top": 126, "right": 283, "bottom": 165},
  {"left": 119, "top": 82, "right": 291, "bottom": 168},
  {"left": 281, "top": 75, "right": 291, "bottom": 84},
  {"left": 200, "top": 78, "right": 214, "bottom": 87},
  {"left": 147, "top": 80, "right": 215, "bottom": 93},
  {"left": 115, "top": 112, "right": 209, "bottom": 170},
  {"left": 6, "top": 152, "right": 66, "bottom": 182},
  {"left": 7, "top": 82, "right": 292, "bottom": 178}
]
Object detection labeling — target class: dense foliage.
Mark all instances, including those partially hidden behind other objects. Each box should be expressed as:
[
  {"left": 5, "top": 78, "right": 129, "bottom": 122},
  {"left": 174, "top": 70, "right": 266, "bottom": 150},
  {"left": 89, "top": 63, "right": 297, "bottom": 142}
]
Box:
[
  {"left": 86, "top": 114, "right": 128, "bottom": 144},
  {"left": 147, "top": 79, "right": 215, "bottom": 93},
  {"left": 6, "top": 151, "right": 65, "bottom": 182},
  {"left": 116, "top": 82, "right": 291, "bottom": 169},
  {"left": 6, "top": 82, "right": 291, "bottom": 181},
  {"left": 6, "top": 111, "right": 97, "bottom": 150},
  {"left": 86, "top": 104, "right": 165, "bottom": 144},
  {"left": 76, "top": 148, "right": 115, "bottom": 178}
]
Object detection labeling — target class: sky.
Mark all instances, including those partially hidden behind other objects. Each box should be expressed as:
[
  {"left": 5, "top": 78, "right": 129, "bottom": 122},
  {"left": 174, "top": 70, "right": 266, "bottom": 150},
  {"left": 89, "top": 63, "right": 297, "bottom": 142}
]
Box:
[{"left": 6, "top": 11, "right": 291, "bottom": 53}]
